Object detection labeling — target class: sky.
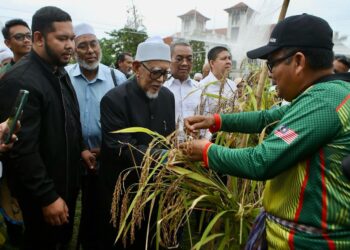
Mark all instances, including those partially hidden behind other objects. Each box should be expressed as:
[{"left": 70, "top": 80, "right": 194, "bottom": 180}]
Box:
[{"left": 1, "top": 0, "right": 350, "bottom": 48}]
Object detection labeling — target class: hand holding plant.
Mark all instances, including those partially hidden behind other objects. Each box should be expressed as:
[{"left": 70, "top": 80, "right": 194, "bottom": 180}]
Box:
[
  {"left": 184, "top": 115, "right": 215, "bottom": 133},
  {"left": 179, "top": 139, "right": 210, "bottom": 161}
]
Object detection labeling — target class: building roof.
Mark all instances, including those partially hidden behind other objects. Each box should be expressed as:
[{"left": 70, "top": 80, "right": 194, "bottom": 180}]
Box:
[
  {"left": 224, "top": 2, "right": 253, "bottom": 13},
  {"left": 178, "top": 9, "right": 210, "bottom": 21}
]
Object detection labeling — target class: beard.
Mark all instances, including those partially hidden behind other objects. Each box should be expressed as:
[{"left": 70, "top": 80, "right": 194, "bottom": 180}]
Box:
[
  {"left": 76, "top": 52, "right": 102, "bottom": 71},
  {"left": 44, "top": 42, "right": 71, "bottom": 67},
  {"left": 146, "top": 91, "right": 159, "bottom": 99},
  {"left": 145, "top": 82, "right": 162, "bottom": 99}
]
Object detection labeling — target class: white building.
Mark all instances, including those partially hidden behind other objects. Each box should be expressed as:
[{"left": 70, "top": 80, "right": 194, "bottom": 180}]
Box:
[{"left": 173, "top": 1, "right": 350, "bottom": 69}]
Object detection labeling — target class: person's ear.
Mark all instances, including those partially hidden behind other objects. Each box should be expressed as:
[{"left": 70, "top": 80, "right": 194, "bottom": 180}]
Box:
[
  {"left": 132, "top": 61, "right": 141, "bottom": 73},
  {"left": 4, "top": 39, "right": 11, "bottom": 49},
  {"left": 209, "top": 59, "right": 214, "bottom": 69},
  {"left": 293, "top": 52, "right": 306, "bottom": 75},
  {"left": 33, "top": 31, "right": 44, "bottom": 47}
]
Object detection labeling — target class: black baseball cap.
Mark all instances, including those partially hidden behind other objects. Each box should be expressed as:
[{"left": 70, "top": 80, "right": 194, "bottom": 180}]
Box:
[{"left": 247, "top": 13, "right": 334, "bottom": 59}]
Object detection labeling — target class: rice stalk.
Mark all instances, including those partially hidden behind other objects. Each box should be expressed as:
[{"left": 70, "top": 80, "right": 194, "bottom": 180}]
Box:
[{"left": 111, "top": 65, "right": 283, "bottom": 249}]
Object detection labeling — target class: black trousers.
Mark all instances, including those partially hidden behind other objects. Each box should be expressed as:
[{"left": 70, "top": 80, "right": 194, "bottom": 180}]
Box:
[
  {"left": 18, "top": 190, "right": 78, "bottom": 250},
  {"left": 96, "top": 174, "right": 119, "bottom": 250},
  {"left": 78, "top": 172, "right": 99, "bottom": 250}
]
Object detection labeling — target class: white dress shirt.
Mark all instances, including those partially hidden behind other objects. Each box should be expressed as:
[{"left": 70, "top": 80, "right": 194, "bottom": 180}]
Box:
[
  {"left": 164, "top": 77, "right": 201, "bottom": 123},
  {"left": 199, "top": 71, "right": 237, "bottom": 115}
]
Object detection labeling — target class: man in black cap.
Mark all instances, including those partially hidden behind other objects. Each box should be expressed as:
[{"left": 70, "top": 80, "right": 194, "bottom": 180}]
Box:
[{"left": 182, "top": 14, "right": 350, "bottom": 249}]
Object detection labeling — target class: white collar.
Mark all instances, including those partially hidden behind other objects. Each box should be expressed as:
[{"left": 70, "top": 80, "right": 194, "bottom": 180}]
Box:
[{"left": 166, "top": 77, "right": 197, "bottom": 87}]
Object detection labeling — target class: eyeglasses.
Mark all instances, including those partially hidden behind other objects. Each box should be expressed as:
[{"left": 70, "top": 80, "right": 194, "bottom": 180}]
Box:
[
  {"left": 266, "top": 50, "right": 298, "bottom": 73},
  {"left": 141, "top": 63, "right": 172, "bottom": 81},
  {"left": 10, "top": 33, "right": 32, "bottom": 41}
]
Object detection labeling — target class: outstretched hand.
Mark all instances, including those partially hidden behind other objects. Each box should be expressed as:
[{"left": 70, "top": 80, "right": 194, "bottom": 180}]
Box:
[{"left": 184, "top": 115, "right": 215, "bottom": 133}]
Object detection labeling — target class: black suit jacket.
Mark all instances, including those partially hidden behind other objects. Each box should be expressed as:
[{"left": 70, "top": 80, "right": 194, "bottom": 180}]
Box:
[
  {"left": 100, "top": 77, "right": 175, "bottom": 191},
  {"left": 0, "top": 51, "right": 84, "bottom": 206}
]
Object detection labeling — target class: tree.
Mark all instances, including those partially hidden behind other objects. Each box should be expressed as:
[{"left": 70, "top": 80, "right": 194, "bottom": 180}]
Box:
[
  {"left": 100, "top": 28, "right": 148, "bottom": 66},
  {"left": 99, "top": 37, "right": 117, "bottom": 67},
  {"left": 99, "top": 2, "right": 148, "bottom": 66},
  {"left": 125, "top": 1, "right": 146, "bottom": 31},
  {"left": 189, "top": 40, "right": 206, "bottom": 76}
]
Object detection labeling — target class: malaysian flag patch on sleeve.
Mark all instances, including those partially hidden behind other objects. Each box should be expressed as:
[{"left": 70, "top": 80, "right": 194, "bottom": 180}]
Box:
[{"left": 274, "top": 125, "right": 298, "bottom": 144}]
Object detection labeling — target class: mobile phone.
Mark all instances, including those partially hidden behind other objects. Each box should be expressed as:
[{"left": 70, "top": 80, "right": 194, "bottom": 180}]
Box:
[{"left": 3, "top": 89, "right": 29, "bottom": 144}]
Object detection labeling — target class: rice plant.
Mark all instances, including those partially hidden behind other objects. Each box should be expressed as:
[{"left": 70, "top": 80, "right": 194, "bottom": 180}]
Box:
[{"left": 111, "top": 67, "right": 280, "bottom": 249}]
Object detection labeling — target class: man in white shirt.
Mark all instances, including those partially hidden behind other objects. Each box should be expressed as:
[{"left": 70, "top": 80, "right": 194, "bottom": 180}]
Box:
[
  {"left": 199, "top": 46, "right": 237, "bottom": 115},
  {"left": 164, "top": 41, "right": 201, "bottom": 124}
]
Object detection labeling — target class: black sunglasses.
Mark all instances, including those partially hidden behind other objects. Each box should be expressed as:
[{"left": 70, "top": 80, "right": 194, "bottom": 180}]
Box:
[
  {"left": 266, "top": 50, "right": 298, "bottom": 73},
  {"left": 10, "top": 33, "right": 32, "bottom": 41},
  {"left": 141, "top": 62, "right": 172, "bottom": 81}
]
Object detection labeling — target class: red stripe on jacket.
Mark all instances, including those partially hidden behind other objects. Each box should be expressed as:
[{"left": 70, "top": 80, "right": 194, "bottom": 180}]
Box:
[{"left": 288, "top": 160, "right": 311, "bottom": 249}]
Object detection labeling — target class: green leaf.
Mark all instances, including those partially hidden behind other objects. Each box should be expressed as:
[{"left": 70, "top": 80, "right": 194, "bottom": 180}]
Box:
[
  {"left": 245, "top": 85, "right": 257, "bottom": 111},
  {"left": 217, "top": 219, "right": 232, "bottom": 250},
  {"left": 111, "top": 126, "right": 166, "bottom": 141},
  {"left": 169, "top": 166, "right": 221, "bottom": 189},
  {"left": 192, "top": 233, "right": 225, "bottom": 250},
  {"left": 188, "top": 194, "right": 209, "bottom": 211},
  {"left": 193, "top": 210, "right": 231, "bottom": 249}
]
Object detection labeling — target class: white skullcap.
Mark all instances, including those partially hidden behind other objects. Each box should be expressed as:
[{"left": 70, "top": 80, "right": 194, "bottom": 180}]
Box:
[
  {"left": 135, "top": 36, "right": 170, "bottom": 62},
  {"left": 194, "top": 73, "right": 203, "bottom": 79},
  {"left": 0, "top": 47, "right": 13, "bottom": 63},
  {"left": 74, "top": 23, "right": 96, "bottom": 38}
]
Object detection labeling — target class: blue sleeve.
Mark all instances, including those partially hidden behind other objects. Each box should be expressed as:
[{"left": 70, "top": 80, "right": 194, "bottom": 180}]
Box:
[{"left": 114, "top": 69, "right": 127, "bottom": 85}]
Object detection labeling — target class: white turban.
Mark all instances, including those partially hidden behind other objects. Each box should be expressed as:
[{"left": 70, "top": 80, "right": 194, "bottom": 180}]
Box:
[
  {"left": 74, "top": 23, "right": 96, "bottom": 38},
  {"left": 135, "top": 36, "right": 170, "bottom": 62}
]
